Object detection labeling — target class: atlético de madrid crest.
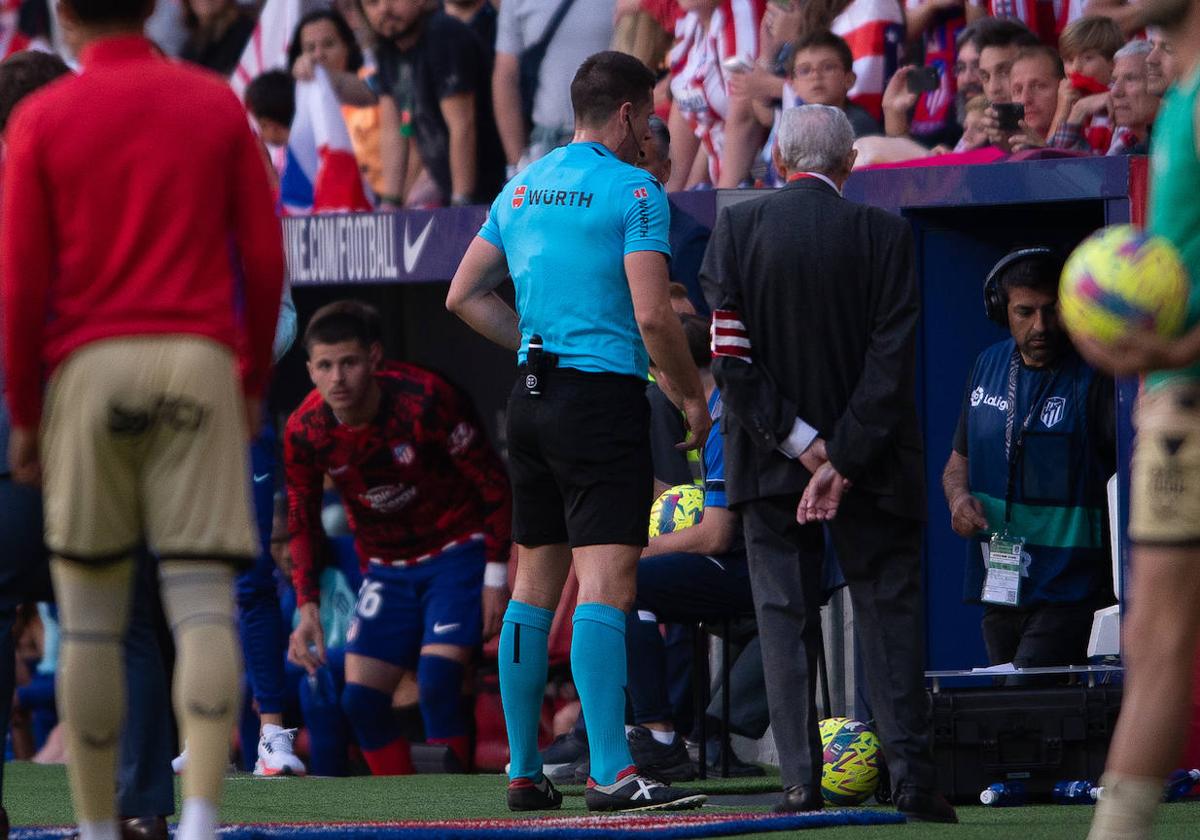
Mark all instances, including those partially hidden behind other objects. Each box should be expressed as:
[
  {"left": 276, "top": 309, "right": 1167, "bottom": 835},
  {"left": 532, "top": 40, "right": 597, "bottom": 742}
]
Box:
[{"left": 1041, "top": 396, "right": 1066, "bottom": 429}]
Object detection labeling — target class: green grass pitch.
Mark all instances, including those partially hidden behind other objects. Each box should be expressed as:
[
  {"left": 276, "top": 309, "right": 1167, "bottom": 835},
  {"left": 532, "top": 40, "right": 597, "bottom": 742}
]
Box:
[{"left": 5, "top": 763, "right": 1200, "bottom": 838}]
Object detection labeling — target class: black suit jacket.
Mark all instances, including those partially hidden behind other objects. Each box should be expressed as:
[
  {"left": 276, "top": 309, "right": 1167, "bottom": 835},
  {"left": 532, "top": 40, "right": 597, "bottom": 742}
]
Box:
[{"left": 706, "top": 178, "right": 926, "bottom": 521}]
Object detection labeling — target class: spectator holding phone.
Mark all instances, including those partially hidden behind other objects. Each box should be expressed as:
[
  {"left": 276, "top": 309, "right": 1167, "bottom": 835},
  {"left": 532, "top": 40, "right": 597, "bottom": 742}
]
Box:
[
  {"left": 881, "top": 18, "right": 989, "bottom": 147},
  {"left": 974, "top": 19, "right": 1040, "bottom": 149},
  {"left": 994, "top": 45, "right": 1064, "bottom": 152},
  {"left": 899, "top": 0, "right": 985, "bottom": 146}
]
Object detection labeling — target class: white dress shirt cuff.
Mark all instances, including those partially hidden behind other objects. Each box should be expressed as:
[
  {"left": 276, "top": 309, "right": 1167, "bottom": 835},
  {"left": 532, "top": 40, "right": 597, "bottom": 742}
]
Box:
[{"left": 777, "top": 417, "right": 819, "bottom": 460}]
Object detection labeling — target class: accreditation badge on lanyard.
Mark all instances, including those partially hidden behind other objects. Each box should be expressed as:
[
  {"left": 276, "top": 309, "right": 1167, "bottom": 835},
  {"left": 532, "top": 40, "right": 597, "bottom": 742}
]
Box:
[
  {"left": 983, "top": 533, "right": 1024, "bottom": 606},
  {"left": 981, "top": 351, "right": 1059, "bottom": 607}
]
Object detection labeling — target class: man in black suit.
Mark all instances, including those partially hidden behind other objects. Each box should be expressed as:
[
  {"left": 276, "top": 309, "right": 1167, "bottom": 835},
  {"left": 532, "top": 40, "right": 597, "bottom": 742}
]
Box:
[{"left": 705, "top": 104, "right": 956, "bottom": 823}]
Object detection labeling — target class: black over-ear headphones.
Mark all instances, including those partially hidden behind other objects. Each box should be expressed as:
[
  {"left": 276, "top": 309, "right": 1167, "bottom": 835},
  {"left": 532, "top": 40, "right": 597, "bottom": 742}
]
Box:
[{"left": 983, "top": 246, "right": 1056, "bottom": 326}]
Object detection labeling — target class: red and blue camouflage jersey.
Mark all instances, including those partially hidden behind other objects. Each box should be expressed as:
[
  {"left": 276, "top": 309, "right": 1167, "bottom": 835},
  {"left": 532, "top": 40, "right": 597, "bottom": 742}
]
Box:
[{"left": 285, "top": 364, "right": 512, "bottom": 606}]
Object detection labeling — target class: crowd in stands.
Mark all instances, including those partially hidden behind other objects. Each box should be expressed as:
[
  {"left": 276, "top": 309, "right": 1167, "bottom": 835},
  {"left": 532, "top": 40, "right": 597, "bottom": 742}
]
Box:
[
  {"left": 0, "top": 0, "right": 1161, "bottom": 210},
  {"left": 256, "top": 0, "right": 1170, "bottom": 197}
]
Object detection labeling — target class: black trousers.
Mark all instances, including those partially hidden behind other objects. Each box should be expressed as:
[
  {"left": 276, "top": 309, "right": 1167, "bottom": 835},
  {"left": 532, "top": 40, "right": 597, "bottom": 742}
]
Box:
[
  {"left": 982, "top": 600, "right": 1101, "bottom": 668},
  {"left": 741, "top": 491, "right": 936, "bottom": 791}
]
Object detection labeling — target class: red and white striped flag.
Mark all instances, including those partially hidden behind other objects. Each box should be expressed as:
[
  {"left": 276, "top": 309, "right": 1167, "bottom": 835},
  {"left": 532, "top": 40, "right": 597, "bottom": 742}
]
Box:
[
  {"left": 711, "top": 309, "right": 752, "bottom": 363},
  {"left": 230, "top": 0, "right": 300, "bottom": 98}
]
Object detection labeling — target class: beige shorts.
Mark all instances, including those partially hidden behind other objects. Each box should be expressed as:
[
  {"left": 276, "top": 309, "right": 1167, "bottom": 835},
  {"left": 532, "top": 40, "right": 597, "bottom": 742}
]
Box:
[
  {"left": 41, "top": 336, "right": 257, "bottom": 563},
  {"left": 1129, "top": 381, "right": 1200, "bottom": 545}
]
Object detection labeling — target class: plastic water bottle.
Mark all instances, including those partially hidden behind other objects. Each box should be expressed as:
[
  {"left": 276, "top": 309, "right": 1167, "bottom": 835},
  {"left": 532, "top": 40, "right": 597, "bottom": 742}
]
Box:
[
  {"left": 1163, "top": 769, "right": 1200, "bottom": 802},
  {"left": 980, "top": 782, "right": 1027, "bottom": 806},
  {"left": 1053, "top": 780, "right": 1099, "bottom": 804}
]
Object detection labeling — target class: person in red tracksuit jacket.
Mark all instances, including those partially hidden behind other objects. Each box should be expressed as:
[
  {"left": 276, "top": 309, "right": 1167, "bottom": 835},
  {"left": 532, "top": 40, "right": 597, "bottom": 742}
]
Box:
[{"left": 0, "top": 2, "right": 283, "bottom": 839}]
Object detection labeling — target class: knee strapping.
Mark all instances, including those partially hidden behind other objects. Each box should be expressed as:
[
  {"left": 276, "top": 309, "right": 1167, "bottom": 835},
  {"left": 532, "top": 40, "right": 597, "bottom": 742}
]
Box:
[{"left": 160, "top": 563, "right": 241, "bottom": 722}]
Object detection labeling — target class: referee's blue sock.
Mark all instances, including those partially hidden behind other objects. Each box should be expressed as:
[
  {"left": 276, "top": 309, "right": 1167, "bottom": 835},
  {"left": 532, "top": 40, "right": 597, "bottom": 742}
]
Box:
[
  {"left": 572, "top": 602, "right": 634, "bottom": 786},
  {"left": 498, "top": 600, "right": 553, "bottom": 781}
]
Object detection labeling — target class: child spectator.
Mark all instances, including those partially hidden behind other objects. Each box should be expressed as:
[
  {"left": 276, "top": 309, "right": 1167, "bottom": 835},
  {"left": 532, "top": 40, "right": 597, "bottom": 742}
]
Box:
[
  {"left": 1052, "top": 39, "right": 1156, "bottom": 155},
  {"left": 956, "top": 93, "right": 990, "bottom": 150},
  {"left": 785, "top": 30, "right": 881, "bottom": 136},
  {"left": 246, "top": 70, "right": 295, "bottom": 151},
  {"left": 1050, "top": 15, "right": 1122, "bottom": 149}
]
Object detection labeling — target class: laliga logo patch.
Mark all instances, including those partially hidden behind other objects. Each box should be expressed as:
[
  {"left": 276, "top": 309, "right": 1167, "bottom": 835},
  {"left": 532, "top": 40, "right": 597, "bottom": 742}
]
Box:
[
  {"left": 393, "top": 443, "right": 415, "bottom": 466},
  {"left": 633, "top": 187, "right": 649, "bottom": 200},
  {"left": 1041, "top": 396, "right": 1066, "bottom": 429},
  {"left": 970, "top": 387, "right": 984, "bottom": 407},
  {"left": 512, "top": 185, "right": 527, "bottom": 209}
]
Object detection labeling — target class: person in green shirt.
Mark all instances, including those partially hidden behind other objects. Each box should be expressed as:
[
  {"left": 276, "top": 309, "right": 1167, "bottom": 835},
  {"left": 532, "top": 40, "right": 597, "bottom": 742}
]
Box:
[{"left": 1075, "top": 1, "right": 1200, "bottom": 837}]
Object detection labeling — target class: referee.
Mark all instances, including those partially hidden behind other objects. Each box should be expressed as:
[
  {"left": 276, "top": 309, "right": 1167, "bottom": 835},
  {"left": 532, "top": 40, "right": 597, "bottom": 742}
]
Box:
[{"left": 448, "top": 50, "right": 710, "bottom": 813}]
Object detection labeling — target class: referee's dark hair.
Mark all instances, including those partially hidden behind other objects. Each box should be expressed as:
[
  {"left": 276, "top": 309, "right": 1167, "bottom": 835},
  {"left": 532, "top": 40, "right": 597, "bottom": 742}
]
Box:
[
  {"left": 0, "top": 51, "right": 70, "bottom": 134},
  {"left": 571, "top": 50, "right": 656, "bottom": 129},
  {"left": 304, "top": 300, "right": 383, "bottom": 354}
]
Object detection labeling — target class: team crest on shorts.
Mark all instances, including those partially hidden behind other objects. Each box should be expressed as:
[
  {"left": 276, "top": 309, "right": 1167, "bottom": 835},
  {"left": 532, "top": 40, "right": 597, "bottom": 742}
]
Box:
[
  {"left": 512, "top": 185, "right": 527, "bottom": 209},
  {"left": 1040, "top": 397, "right": 1066, "bottom": 429},
  {"left": 393, "top": 443, "right": 415, "bottom": 466}
]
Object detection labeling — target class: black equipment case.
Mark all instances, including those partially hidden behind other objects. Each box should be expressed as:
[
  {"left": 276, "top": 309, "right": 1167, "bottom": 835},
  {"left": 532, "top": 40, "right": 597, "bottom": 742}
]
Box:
[{"left": 930, "top": 685, "right": 1123, "bottom": 803}]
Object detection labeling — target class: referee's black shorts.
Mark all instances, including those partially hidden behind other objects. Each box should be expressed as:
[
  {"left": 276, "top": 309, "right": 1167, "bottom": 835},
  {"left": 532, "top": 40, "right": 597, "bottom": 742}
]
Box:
[{"left": 506, "top": 367, "right": 652, "bottom": 548}]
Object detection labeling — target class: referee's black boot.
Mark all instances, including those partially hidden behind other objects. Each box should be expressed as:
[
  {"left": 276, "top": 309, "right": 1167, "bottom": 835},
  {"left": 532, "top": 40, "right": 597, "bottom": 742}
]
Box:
[
  {"left": 506, "top": 774, "right": 563, "bottom": 812},
  {"left": 774, "top": 784, "right": 824, "bottom": 813}
]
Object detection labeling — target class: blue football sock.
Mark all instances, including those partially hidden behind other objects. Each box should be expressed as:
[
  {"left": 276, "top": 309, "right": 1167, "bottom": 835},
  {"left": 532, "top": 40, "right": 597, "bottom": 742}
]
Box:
[
  {"left": 498, "top": 600, "right": 553, "bottom": 781},
  {"left": 572, "top": 602, "right": 635, "bottom": 785},
  {"left": 340, "top": 682, "right": 402, "bottom": 750},
  {"left": 418, "top": 655, "right": 466, "bottom": 739}
]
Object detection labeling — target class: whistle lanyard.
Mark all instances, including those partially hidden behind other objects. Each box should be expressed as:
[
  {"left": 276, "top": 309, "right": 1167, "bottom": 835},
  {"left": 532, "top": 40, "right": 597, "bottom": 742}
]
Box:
[{"left": 1002, "top": 349, "right": 1060, "bottom": 526}]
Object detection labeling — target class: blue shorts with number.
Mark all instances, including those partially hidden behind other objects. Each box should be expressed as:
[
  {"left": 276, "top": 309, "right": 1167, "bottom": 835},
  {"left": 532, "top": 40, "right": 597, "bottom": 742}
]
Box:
[{"left": 345, "top": 540, "right": 485, "bottom": 670}]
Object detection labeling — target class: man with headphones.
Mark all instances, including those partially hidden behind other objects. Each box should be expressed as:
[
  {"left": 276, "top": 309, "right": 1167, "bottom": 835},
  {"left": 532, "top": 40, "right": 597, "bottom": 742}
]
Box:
[{"left": 942, "top": 246, "right": 1116, "bottom": 672}]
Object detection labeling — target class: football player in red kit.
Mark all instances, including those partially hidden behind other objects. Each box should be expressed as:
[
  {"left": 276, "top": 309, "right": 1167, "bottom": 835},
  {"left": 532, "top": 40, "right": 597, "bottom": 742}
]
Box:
[{"left": 286, "top": 301, "right": 511, "bottom": 773}]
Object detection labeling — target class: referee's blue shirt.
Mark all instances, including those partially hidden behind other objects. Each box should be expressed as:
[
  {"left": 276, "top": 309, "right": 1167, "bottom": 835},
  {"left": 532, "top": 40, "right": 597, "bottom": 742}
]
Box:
[{"left": 478, "top": 141, "right": 671, "bottom": 379}]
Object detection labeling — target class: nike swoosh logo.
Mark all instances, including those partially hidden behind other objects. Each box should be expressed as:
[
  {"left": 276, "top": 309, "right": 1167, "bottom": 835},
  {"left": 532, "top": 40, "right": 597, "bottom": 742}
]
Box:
[
  {"left": 403, "top": 217, "right": 435, "bottom": 274},
  {"left": 253, "top": 473, "right": 271, "bottom": 483},
  {"left": 432, "top": 622, "right": 460, "bottom": 634}
]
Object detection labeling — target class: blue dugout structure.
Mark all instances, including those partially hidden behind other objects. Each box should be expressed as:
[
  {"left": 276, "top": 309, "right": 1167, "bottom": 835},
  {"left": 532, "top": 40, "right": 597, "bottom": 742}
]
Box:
[{"left": 283, "top": 155, "right": 1147, "bottom": 672}]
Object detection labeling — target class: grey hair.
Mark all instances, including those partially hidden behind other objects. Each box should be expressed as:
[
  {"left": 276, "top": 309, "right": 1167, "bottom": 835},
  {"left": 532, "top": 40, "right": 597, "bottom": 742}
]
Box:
[
  {"left": 776, "top": 105, "right": 855, "bottom": 176},
  {"left": 1115, "top": 40, "right": 1153, "bottom": 60},
  {"left": 648, "top": 114, "right": 671, "bottom": 159}
]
